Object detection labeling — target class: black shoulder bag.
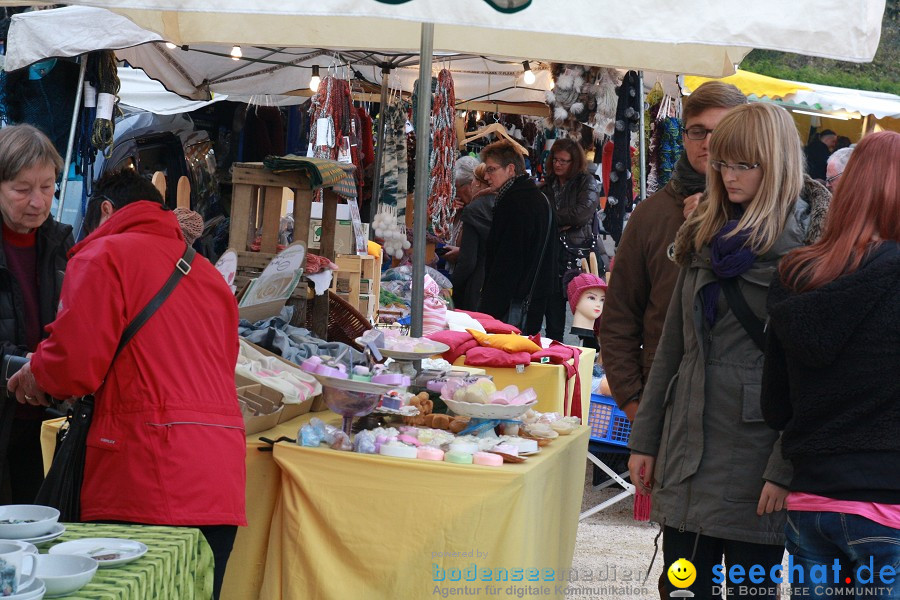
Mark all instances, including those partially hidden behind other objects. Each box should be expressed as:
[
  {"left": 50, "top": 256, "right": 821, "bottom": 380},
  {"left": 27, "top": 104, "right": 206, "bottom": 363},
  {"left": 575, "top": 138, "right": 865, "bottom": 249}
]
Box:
[
  {"left": 505, "top": 193, "right": 554, "bottom": 332},
  {"left": 35, "top": 246, "right": 195, "bottom": 521},
  {"left": 719, "top": 277, "right": 766, "bottom": 351}
]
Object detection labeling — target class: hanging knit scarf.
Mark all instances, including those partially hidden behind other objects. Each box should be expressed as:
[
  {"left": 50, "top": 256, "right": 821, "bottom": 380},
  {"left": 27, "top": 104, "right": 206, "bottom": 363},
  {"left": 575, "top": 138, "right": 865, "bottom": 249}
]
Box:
[
  {"left": 427, "top": 69, "right": 457, "bottom": 239},
  {"left": 669, "top": 154, "right": 706, "bottom": 198},
  {"left": 701, "top": 217, "right": 756, "bottom": 327},
  {"left": 308, "top": 75, "right": 353, "bottom": 200}
]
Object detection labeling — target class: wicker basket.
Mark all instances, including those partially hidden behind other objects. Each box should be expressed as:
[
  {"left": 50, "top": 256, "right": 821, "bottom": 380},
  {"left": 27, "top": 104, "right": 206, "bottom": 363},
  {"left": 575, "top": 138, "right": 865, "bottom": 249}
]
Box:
[{"left": 305, "top": 290, "right": 371, "bottom": 350}]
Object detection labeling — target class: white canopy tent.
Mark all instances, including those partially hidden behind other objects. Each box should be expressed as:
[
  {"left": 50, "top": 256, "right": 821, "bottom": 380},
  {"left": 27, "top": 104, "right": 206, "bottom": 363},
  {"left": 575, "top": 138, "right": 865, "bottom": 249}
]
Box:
[{"left": 5, "top": 0, "right": 887, "bottom": 336}]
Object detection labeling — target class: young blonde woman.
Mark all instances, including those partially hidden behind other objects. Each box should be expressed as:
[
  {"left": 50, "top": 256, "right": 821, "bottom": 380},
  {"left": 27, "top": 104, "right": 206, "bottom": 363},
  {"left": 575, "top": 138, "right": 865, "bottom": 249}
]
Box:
[{"left": 627, "top": 103, "right": 831, "bottom": 600}]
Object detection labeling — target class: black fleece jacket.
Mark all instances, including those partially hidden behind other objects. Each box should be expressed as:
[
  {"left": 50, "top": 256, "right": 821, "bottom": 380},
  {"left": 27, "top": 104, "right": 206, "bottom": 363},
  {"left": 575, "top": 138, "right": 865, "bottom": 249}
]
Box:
[{"left": 761, "top": 242, "right": 900, "bottom": 502}]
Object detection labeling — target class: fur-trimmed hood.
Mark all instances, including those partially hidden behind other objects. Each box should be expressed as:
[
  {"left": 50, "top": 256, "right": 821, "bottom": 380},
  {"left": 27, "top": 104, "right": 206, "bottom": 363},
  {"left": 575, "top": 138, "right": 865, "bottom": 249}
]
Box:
[{"left": 672, "top": 175, "right": 830, "bottom": 266}]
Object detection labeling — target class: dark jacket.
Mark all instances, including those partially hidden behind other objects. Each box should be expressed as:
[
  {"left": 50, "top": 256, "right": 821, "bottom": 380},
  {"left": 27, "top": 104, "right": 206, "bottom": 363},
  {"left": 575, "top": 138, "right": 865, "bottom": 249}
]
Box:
[
  {"left": 628, "top": 178, "right": 830, "bottom": 545},
  {"left": 452, "top": 193, "right": 496, "bottom": 311},
  {"left": 599, "top": 181, "right": 685, "bottom": 408},
  {"left": 804, "top": 139, "right": 831, "bottom": 181},
  {"left": 480, "top": 175, "right": 557, "bottom": 334},
  {"left": 542, "top": 172, "right": 599, "bottom": 248},
  {"left": 0, "top": 217, "right": 73, "bottom": 359},
  {"left": 762, "top": 242, "right": 900, "bottom": 503}
]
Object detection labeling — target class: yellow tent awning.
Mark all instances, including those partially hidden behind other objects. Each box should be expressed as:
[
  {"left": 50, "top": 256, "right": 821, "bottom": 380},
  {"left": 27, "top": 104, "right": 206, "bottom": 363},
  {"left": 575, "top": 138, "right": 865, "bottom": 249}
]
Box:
[{"left": 684, "top": 69, "right": 812, "bottom": 100}]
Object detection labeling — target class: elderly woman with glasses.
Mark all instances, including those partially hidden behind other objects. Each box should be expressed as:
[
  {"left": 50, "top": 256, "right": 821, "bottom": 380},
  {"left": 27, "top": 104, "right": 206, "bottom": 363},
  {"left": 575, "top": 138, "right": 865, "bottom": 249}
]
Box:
[
  {"left": 627, "top": 103, "right": 832, "bottom": 600},
  {"left": 538, "top": 138, "right": 600, "bottom": 342},
  {"left": 825, "top": 147, "right": 853, "bottom": 192},
  {"left": 0, "top": 125, "right": 74, "bottom": 504}
]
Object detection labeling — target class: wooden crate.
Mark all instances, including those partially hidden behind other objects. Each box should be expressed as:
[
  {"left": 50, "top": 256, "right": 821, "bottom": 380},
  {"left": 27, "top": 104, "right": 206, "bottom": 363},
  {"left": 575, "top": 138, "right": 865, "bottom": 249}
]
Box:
[
  {"left": 228, "top": 162, "right": 341, "bottom": 261},
  {"left": 329, "top": 254, "right": 381, "bottom": 321},
  {"left": 229, "top": 162, "right": 344, "bottom": 336}
]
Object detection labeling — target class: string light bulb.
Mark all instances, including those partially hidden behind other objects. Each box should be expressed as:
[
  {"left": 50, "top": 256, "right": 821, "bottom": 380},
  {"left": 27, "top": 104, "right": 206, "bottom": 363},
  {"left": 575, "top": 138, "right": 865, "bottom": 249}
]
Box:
[
  {"left": 230, "top": 45, "right": 242, "bottom": 60},
  {"left": 522, "top": 61, "right": 536, "bottom": 85},
  {"left": 165, "top": 42, "right": 177, "bottom": 50},
  {"left": 309, "top": 65, "right": 321, "bottom": 92}
]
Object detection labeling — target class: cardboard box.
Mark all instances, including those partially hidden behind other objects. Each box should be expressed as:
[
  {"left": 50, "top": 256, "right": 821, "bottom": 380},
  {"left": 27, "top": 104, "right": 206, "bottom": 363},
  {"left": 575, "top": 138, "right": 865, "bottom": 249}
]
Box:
[
  {"left": 238, "top": 384, "right": 283, "bottom": 434},
  {"left": 307, "top": 220, "right": 369, "bottom": 255}
]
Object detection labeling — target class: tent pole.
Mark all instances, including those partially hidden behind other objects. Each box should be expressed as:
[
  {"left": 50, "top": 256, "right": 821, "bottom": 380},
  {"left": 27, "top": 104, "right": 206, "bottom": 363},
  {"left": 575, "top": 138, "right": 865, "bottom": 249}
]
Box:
[
  {"left": 369, "top": 66, "right": 391, "bottom": 225},
  {"left": 410, "top": 22, "right": 434, "bottom": 338},
  {"left": 57, "top": 55, "right": 87, "bottom": 221},
  {"left": 638, "top": 71, "right": 646, "bottom": 202}
]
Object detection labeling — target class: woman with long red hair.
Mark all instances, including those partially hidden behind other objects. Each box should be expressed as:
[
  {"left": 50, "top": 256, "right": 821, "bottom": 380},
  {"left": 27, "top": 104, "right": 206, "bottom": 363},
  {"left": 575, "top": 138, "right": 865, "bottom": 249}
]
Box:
[{"left": 761, "top": 130, "right": 900, "bottom": 600}]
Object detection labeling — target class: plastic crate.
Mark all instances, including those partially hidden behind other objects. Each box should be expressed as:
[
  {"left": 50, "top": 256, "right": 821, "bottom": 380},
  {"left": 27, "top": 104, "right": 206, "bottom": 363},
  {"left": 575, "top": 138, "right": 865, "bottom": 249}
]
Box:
[{"left": 588, "top": 394, "right": 632, "bottom": 447}]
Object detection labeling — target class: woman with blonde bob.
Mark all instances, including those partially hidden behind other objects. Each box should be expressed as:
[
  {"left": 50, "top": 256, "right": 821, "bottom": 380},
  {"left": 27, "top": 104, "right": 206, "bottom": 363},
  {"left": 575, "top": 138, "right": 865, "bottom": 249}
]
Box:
[
  {"left": 762, "top": 131, "right": 900, "bottom": 600},
  {"left": 627, "top": 103, "right": 831, "bottom": 600}
]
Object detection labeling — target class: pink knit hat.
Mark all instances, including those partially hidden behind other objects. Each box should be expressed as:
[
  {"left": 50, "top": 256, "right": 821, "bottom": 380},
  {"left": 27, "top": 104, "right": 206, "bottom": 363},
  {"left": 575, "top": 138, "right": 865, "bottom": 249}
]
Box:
[{"left": 567, "top": 273, "right": 607, "bottom": 313}]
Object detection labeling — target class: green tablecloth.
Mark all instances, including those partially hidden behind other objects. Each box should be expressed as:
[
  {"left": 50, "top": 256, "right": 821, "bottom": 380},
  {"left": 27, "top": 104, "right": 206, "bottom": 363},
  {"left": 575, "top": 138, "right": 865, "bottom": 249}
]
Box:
[{"left": 43, "top": 523, "right": 213, "bottom": 600}]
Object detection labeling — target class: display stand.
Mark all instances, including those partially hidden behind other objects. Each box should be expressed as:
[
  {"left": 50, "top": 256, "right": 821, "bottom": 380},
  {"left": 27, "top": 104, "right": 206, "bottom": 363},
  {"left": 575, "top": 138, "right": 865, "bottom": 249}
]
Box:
[{"left": 229, "top": 162, "right": 342, "bottom": 337}]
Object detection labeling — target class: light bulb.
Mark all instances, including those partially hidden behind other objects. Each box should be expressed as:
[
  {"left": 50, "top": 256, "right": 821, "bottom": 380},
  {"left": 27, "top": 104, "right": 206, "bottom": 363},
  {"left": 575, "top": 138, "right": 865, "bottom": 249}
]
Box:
[
  {"left": 475, "top": 111, "right": 482, "bottom": 121},
  {"left": 165, "top": 42, "right": 177, "bottom": 50},
  {"left": 522, "top": 61, "right": 535, "bottom": 85},
  {"left": 309, "top": 65, "right": 321, "bottom": 92},
  {"left": 230, "top": 45, "right": 242, "bottom": 60},
  {"left": 550, "top": 79, "right": 555, "bottom": 90}
]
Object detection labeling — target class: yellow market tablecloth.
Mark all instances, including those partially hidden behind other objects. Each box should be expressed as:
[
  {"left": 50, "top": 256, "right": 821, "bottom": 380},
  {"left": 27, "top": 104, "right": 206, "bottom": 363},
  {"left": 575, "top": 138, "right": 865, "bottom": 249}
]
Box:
[
  {"left": 259, "top": 426, "right": 590, "bottom": 600},
  {"left": 455, "top": 347, "right": 596, "bottom": 418},
  {"left": 42, "top": 522, "right": 213, "bottom": 600}
]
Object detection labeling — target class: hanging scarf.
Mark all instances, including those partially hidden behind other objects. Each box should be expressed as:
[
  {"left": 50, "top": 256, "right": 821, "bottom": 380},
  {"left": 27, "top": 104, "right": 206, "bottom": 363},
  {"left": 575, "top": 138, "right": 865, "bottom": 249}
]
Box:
[
  {"left": 701, "top": 218, "right": 756, "bottom": 327},
  {"left": 427, "top": 69, "right": 457, "bottom": 239},
  {"left": 668, "top": 154, "right": 706, "bottom": 198}
]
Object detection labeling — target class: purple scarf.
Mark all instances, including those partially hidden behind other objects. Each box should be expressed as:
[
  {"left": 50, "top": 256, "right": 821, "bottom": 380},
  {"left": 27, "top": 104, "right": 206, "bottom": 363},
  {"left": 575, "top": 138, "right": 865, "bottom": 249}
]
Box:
[{"left": 701, "top": 219, "right": 756, "bottom": 327}]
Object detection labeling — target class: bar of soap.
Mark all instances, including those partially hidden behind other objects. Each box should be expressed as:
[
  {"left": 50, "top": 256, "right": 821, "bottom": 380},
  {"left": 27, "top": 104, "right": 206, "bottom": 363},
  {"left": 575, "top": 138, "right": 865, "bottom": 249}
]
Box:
[
  {"left": 449, "top": 441, "right": 478, "bottom": 455},
  {"left": 417, "top": 447, "right": 445, "bottom": 461},
  {"left": 507, "top": 438, "right": 538, "bottom": 454},
  {"left": 473, "top": 451, "right": 503, "bottom": 466},
  {"left": 444, "top": 450, "right": 473, "bottom": 464},
  {"left": 493, "top": 443, "right": 518, "bottom": 456},
  {"left": 379, "top": 443, "right": 417, "bottom": 458}
]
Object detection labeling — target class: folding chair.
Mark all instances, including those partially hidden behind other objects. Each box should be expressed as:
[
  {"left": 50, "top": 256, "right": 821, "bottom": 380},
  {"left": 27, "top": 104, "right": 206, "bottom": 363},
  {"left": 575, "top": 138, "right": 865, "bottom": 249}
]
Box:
[{"left": 580, "top": 394, "right": 635, "bottom": 520}]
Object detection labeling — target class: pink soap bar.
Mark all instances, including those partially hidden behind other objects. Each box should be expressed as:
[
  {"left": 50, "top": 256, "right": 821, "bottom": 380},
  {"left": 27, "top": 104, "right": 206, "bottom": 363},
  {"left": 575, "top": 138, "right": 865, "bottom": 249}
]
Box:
[
  {"left": 473, "top": 451, "right": 503, "bottom": 466},
  {"left": 397, "top": 434, "right": 421, "bottom": 447},
  {"left": 316, "top": 364, "right": 348, "bottom": 378},
  {"left": 417, "top": 447, "right": 444, "bottom": 461},
  {"left": 371, "top": 373, "right": 410, "bottom": 386}
]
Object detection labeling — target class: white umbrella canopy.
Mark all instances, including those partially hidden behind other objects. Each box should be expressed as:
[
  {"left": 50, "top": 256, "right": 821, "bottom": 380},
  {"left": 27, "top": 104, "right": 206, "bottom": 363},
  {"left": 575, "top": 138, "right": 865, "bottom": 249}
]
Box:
[{"left": 10, "top": 0, "right": 887, "bottom": 77}]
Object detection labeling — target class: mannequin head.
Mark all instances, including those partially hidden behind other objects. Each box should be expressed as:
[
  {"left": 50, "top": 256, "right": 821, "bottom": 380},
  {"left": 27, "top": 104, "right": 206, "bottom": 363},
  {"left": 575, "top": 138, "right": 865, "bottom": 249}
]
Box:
[{"left": 567, "top": 273, "right": 607, "bottom": 330}]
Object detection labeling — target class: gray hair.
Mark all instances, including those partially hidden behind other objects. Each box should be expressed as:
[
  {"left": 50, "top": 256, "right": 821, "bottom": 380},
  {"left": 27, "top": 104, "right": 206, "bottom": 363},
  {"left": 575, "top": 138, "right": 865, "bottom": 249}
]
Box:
[
  {"left": 827, "top": 147, "right": 853, "bottom": 172},
  {"left": 454, "top": 156, "right": 480, "bottom": 186},
  {"left": 0, "top": 124, "right": 63, "bottom": 183}
]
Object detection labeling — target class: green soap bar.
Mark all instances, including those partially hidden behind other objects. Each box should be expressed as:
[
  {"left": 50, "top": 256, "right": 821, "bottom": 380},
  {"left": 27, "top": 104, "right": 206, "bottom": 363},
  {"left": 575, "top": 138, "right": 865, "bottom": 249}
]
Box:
[{"left": 444, "top": 450, "right": 473, "bottom": 464}]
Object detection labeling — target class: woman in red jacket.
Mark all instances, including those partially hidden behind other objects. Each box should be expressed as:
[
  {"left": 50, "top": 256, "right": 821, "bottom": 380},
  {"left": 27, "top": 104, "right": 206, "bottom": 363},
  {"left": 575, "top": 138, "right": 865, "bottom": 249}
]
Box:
[{"left": 10, "top": 170, "right": 246, "bottom": 599}]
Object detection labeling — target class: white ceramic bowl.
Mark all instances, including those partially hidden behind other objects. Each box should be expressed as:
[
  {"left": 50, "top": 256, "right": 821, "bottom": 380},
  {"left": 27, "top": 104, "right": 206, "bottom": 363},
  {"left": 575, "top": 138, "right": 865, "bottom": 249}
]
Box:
[
  {"left": 0, "top": 505, "right": 60, "bottom": 539},
  {"left": 442, "top": 397, "right": 537, "bottom": 420},
  {"left": 34, "top": 554, "right": 98, "bottom": 597}
]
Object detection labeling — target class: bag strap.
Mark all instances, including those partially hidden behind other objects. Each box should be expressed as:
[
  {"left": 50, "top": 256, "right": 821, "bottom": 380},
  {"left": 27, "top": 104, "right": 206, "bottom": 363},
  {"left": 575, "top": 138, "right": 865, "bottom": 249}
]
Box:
[
  {"left": 112, "top": 246, "right": 196, "bottom": 363},
  {"left": 719, "top": 277, "right": 766, "bottom": 351}
]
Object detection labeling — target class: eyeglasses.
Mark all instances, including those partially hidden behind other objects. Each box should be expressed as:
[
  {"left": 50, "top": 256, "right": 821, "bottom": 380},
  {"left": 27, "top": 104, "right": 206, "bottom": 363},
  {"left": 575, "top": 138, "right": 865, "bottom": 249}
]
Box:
[
  {"left": 552, "top": 157, "right": 572, "bottom": 165},
  {"left": 88, "top": 193, "right": 115, "bottom": 206},
  {"left": 825, "top": 172, "right": 842, "bottom": 186},
  {"left": 683, "top": 126, "right": 715, "bottom": 141},
  {"left": 710, "top": 160, "right": 760, "bottom": 174},
  {"left": 484, "top": 165, "right": 503, "bottom": 175}
]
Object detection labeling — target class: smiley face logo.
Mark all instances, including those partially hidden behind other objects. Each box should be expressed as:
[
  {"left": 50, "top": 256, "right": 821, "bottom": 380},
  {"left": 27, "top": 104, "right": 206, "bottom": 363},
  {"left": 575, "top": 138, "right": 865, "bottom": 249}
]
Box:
[{"left": 667, "top": 558, "right": 696, "bottom": 589}]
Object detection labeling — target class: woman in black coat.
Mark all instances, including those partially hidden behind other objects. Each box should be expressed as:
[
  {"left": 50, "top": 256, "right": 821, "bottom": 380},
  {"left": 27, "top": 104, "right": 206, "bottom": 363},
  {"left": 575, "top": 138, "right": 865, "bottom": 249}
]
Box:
[
  {"left": 478, "top": 141, "right": 556, "bottom": 335},
  {"left": 762, "top": 131, "right": 900, "bottom": 599},
  {"left": 539, "top": 138, "right": 599, "bottom": 341},
  {"left": 0, "top": 125, "right": 73, "bottom": 504}
]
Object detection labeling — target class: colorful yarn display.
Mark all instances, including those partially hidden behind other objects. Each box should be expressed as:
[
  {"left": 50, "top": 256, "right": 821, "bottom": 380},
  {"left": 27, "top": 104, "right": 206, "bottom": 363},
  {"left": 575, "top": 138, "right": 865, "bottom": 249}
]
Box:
[{"left": 427, "top": 69, "right": 457, "bottom": 239}]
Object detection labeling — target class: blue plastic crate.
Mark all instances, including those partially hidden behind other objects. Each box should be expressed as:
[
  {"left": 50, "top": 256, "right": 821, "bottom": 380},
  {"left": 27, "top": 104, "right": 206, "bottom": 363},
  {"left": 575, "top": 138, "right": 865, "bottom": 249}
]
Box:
[{"left": 588, "top": 394, "right": 632, "bottom": 447}]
